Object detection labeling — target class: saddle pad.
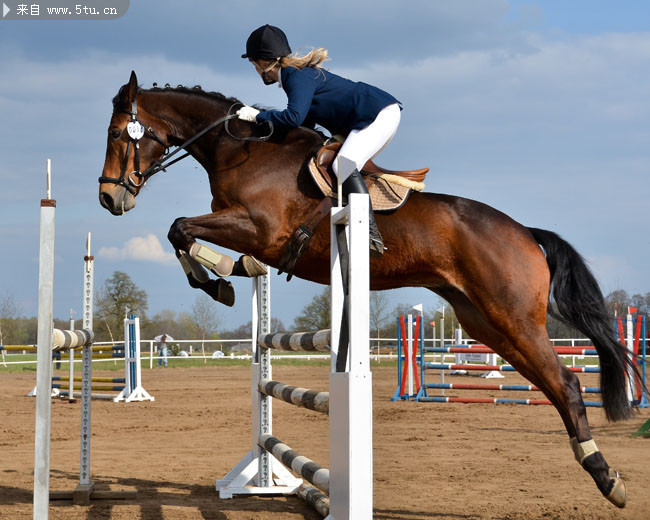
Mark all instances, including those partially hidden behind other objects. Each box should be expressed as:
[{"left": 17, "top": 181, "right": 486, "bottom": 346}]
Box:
[{"left": 308, "top": 159, "right": 419, "bottom": 212}]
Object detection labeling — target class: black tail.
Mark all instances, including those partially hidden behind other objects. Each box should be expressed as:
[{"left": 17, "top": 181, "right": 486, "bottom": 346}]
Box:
[{"left": 528, "top": 227, "right": 641, "bottom": 422}]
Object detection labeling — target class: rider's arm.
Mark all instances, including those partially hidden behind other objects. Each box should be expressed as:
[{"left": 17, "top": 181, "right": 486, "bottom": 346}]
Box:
[{"left": 256, "top": 67, "right": 319, "bottom": 129}]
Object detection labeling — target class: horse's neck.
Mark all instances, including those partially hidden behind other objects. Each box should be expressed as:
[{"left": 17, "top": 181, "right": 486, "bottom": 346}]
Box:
[
  {"left": 149, "top": 92, "right": 227, "bottom": 145},
  {"left": 148, "top": 91, "right": 236, "bottom": 172}
]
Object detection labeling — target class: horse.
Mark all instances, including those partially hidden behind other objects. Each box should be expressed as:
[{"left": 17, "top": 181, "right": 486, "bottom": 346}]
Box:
[{"left": 98, "top": 71, "right": 639, "bottom": 508}]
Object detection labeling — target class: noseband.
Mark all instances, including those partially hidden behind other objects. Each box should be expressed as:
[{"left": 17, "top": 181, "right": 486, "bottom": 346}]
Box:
[{"left": 98, "top": 99, "right": 273, "bottom": 195}]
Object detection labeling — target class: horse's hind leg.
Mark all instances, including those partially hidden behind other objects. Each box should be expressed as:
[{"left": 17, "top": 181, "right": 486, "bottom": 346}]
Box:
[
  {"left": 441, "top": 289, "right": 626, "bottom": 508},
  {"left": 502, "top": 336, "right": 626, "bottom": 508}
]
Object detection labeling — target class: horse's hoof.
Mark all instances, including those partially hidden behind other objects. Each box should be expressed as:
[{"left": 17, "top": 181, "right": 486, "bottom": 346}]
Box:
[
  {"left": 606, "top": 476, "right": 626, "bottom": 508},
  {"left": 240, "top": 255, "right": 268, "bottom": 277},
  {"left": 204, "top": 279, "right": 235, "bottom": 307},
  {"left": 216, "top": 279, "right": 235, "bottom": 307}
]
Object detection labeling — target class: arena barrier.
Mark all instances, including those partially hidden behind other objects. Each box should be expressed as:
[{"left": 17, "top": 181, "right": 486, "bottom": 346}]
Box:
[
  {"left": 216, "top": 194, "right": 373, "bottom": 520},
  {"left": 391, "top": 312, "right": 647, "bottom": 407},
  {"left": 32, "top": 161, "right": 136, "bottom": 520}
]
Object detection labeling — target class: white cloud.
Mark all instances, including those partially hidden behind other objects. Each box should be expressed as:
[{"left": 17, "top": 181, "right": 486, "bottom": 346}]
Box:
[{"left": 98, "top": 234, "right": 175, "bottom": 265}]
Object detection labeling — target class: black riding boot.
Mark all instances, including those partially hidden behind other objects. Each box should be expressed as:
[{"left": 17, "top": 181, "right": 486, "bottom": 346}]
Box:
[{"left": 342, "top": 169, "right": 385, "bottom": 257}]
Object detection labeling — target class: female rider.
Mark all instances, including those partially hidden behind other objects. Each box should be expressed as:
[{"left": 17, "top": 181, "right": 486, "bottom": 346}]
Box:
[{"left": 237, "top": 24, "right": 402, "bottom": 257}]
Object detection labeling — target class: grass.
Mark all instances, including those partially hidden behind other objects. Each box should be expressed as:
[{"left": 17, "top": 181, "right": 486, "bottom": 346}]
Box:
[{"left": 1, "top": 351, "right": 602, "bottom": 375}]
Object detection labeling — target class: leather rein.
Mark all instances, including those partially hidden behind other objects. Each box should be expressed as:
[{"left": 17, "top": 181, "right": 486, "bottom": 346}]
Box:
[{"left": 98, "top": 100, "right": 273, "bottom": 195}]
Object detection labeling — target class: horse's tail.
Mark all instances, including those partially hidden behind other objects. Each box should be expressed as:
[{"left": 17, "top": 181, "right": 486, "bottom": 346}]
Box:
[{"left": 528, "top": 227, "right": 640, "bottom": 422}]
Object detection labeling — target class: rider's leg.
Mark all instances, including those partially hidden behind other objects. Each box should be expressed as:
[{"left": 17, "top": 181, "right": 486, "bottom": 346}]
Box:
[{"left": 333, "top": 103, "right": 401, "bottom": 257}]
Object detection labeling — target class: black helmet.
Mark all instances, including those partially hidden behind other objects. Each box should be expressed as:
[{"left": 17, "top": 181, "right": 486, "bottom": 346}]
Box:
[{"left": 241, "top": 25, "right": 292, "bottom": 60}]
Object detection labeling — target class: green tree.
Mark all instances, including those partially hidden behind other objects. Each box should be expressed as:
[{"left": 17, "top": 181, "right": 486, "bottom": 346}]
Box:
[
  {"left": 292, "top": 288, "right": 331, "bottom": 331},
  {"left": 95, "top": 271, "right": 148, "bottom": 341}
]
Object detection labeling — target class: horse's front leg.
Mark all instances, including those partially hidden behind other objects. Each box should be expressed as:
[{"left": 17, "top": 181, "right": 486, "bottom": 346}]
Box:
[{"left": 167, "top": 208, "right": 268, "bottom": 306}]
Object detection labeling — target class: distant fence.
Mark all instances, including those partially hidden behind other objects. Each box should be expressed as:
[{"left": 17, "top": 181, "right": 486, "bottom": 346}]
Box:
[{"left": 4, "top": 336, "right": 647, "bottom": 370}]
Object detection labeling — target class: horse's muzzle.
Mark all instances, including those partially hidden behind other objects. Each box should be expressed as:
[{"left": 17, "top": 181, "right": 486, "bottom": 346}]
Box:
[{"left": 98, "top": 185, "right": 136, "bottom": 216}]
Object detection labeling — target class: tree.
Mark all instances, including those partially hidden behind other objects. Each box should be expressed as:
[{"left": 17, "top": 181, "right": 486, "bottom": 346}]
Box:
[
  {"left": 95, "top": 271, "right": 148, "bottom": 341},
  {"left": 369, "top": 291, "right": 390, "bottom": 357},
  {"left": 191, "top": 294, "right": 221, "bottom": 360},
  {"left": 604, "top": 289, "right": 630, "bottom": 317},
  {"left": 292, "top": 288, "right": 331, "bottom": 331},
  {"left": 0, "top": 292, "right": 25, "bottom": 345}
]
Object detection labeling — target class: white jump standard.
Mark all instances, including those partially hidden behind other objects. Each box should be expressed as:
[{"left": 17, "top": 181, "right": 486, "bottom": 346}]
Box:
[{"left": 216, "top": 194, "right": 373, "bottom": 519}]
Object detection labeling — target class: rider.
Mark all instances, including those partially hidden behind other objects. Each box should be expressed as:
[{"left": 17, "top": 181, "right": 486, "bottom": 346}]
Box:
[{"left": 237, "top": 24, "right": 402, "bottom": 257}]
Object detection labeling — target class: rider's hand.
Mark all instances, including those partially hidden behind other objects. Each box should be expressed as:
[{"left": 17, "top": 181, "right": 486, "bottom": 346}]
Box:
[{"left": 236, "top": 106, "right": 260, "bottom": 123}]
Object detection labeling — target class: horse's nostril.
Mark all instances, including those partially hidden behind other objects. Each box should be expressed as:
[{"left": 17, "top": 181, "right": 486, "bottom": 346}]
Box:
[{"left": 99, "top": 192, "right": 114, "bottom": 210}]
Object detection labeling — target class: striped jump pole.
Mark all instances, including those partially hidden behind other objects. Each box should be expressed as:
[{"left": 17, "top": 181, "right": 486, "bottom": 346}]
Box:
[
  {"left": 423, "top": 363, "right": 601, "bottom": 374},
  {"left": 259, "top": 330, "right": 331, "bottom": 352},
  {"left": 217, "top": 194, "right": 373, "bottom": 520},
  {"left": 258, "top": 379, "right": 329, "bottom": 415},
  {"left": 52, "top": 376, "right": 126, "bottom": 384},
  {"left": 259, "top": 434, "right": 330, "bottom": 494},
  {"left": 424, "top": 382, "right": 601, "bottom": 393},
  {"left": 424, "top": 346, "right": 599, "bottom": 356},
  {"left": 418, "top": 396, "right": 605, "bottom": 406}
]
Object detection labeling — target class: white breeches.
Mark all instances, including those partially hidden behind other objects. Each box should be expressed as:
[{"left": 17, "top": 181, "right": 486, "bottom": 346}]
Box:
[{"left": 332, "top": 103, "right": 401, "bottom": 181}]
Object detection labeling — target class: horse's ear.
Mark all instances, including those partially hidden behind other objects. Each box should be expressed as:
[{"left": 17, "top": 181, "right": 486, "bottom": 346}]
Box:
[{"left": 127, "top": 71, "right": 138, "bottom": 102}]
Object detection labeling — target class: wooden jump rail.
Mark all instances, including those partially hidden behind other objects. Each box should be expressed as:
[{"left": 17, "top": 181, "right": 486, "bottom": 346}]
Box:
[
  {"left": 258, "top": 329, "right": 331, "bottom": 352},
  {"left": 258, "top": 379, "right": 329, "bottom": 415},
  {"left": 259, "top": 434, "right": 330, "bottom": 494}
]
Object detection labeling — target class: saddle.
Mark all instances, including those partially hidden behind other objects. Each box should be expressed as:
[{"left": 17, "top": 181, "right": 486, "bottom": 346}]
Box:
[{"left": 308, "top": 141, "right": 428, "bottom": 212}]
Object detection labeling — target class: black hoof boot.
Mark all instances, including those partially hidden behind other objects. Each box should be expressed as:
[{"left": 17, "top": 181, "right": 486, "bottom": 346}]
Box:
[{"left": 203, "top": 278, "right": 235, "bottom": 307}]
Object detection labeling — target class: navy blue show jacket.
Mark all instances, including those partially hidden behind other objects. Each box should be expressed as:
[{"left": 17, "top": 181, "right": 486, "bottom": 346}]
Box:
[{"left": 255, "top": 66, "right": 400, "bottom": 136}]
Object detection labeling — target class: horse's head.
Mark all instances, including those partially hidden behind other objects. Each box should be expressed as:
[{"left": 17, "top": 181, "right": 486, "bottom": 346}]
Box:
[{"left": 99, "top": 71, "right": 169, "bottom": 215}]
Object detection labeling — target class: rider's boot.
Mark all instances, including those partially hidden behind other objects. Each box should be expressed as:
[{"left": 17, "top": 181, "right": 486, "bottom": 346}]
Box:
[{"left": 342, "top": 169, "right": 385, "bottom": 258}]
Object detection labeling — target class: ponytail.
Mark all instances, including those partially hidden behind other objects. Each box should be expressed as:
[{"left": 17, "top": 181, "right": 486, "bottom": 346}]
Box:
[{"left": 280, "top": 48, "right": 329, "bottom": 69}]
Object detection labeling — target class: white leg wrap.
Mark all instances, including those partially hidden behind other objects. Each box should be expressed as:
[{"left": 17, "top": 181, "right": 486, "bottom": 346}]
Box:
[
  {"left": 570, "top": 437, "right": 599, "bottom": 464},
  {"left": 189, "top": 243, "right": 234, "bottom": 277},
  {"left": 177, "top": 251, "right": 210, "bottom": 284}
]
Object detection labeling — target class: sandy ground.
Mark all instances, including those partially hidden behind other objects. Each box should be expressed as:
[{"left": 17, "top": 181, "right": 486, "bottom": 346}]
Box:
[{"left": 1, "top": 364, "right": 649, "bottom": 519}]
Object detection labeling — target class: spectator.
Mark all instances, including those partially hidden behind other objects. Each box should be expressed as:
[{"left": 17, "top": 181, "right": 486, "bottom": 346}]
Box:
[{"left": 158, "top": 334, "right": 169, "bottom": 367}]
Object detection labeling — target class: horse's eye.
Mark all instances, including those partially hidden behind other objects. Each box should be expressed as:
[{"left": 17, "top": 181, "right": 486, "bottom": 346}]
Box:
[{"left": 110, "top": 128, "right": 122, "bottom": 139}]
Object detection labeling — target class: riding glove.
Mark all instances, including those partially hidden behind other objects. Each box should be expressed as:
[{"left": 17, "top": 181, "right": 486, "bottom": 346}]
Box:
[{"left": 236, "top": 105, "right": 260, "bottom": 122}]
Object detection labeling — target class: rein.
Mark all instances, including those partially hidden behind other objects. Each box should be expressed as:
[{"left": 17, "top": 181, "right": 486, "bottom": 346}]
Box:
[{"left": 98, "top": 100, "right": 273, "bottom": 195}]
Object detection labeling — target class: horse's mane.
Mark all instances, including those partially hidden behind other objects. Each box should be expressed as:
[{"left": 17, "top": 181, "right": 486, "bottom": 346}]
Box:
[
  {"left": 112, "top": 83, "right": 242, "bottom": 112},
  {"left": 111, "top": 82, "right": 326, "bottom": 142}
]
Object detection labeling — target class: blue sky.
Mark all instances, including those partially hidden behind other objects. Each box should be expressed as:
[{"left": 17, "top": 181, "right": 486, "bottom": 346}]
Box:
[{"left": 1, "top": 1, "right": 649, "bottom": 331}]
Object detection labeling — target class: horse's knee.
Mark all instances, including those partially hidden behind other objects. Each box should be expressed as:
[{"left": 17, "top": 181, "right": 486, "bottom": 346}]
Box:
[{"left": 168, "top": 216, "right": 191, "bottom": 250}]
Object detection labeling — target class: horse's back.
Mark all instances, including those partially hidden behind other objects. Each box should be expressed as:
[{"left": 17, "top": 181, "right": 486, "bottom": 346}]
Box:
[{"left": 376, "top": 190, "right": 549, "bottom": 292}]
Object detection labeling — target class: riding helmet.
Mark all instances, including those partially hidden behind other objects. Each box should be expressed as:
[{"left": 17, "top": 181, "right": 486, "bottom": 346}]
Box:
[{"left": 241, "top": 25, "right": 292, "bottom": 60}]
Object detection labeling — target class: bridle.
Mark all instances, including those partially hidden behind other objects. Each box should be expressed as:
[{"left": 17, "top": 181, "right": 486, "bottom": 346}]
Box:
[{"left": 98, "top": 98, "right": 273, "bottom": 195}]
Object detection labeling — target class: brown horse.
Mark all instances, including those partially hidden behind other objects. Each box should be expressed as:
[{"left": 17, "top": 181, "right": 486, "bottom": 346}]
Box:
[{"left": 99, "top": 71, "right": 638, "bottom": 508}]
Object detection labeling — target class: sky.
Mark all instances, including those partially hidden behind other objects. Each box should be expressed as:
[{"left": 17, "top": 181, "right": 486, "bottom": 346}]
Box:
[{"left": 1, "top": 0, "right": 649, "bottom": 332}]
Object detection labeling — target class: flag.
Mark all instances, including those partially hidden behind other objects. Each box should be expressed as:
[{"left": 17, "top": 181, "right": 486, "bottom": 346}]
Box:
[
  {"left": 430, "top": 321, "right": 435, "bottom": 326},
  {"left": 412, "top": 304, "right": 423, "bottom": 314},
  {"left": 628, "top": 307, "right": 638, "bottom": 315}
]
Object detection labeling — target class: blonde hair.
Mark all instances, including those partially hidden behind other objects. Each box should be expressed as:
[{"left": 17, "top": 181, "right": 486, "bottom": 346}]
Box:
[{"left": 280, "top": 48, "right": 329, "bottom": 69}]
